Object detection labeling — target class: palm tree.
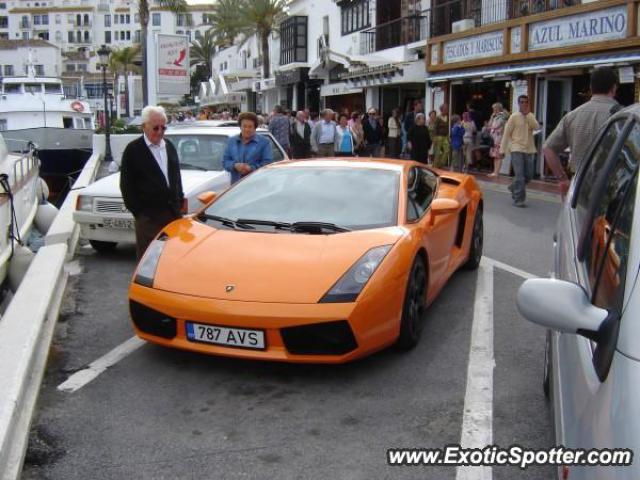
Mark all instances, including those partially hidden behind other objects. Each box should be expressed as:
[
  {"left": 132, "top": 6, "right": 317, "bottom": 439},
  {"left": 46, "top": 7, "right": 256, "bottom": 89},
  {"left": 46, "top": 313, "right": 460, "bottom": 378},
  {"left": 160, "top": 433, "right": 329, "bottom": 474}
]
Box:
[
  {"left": 137, "top": 0, "right": 187, "bottom": 106},
  {"left": 112, "top": 45, "right": 142, "bottom": 117},
  {"left": 206, "top": 0, "right": 240, "bottom": 48},
  {"left": 206, "top": 0, "right": 288, "bottom": 79},
  {"left": 190, "top": 30, "right": 216, "bottom": 79}
]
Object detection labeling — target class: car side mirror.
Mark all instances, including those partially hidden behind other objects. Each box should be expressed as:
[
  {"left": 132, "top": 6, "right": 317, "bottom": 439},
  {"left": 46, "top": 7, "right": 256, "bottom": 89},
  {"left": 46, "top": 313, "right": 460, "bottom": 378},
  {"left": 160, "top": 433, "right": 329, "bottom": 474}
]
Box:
[
  {"left": 429, "top": 198, "right": 460, "bottom": 225},
  {"left": 517, "top": 279, "right": 608, "bottom": 335},
  {"left": 197, "top": 191, "right": 217, "bottom": 206}
]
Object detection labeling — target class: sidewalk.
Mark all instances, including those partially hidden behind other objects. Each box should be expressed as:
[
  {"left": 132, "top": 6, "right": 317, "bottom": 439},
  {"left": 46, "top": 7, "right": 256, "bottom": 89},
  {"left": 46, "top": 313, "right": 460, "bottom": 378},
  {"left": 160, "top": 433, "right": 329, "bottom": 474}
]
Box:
[{"left": 467, "top": 170, "right": 561, "bottom": 203}]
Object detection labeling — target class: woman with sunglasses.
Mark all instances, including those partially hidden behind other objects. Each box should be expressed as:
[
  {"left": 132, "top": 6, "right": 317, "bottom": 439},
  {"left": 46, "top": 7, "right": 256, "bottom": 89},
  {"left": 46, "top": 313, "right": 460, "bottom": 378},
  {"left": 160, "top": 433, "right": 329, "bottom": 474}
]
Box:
[{"left": 120, "top": 105, "right": 184, "bottom": 259}]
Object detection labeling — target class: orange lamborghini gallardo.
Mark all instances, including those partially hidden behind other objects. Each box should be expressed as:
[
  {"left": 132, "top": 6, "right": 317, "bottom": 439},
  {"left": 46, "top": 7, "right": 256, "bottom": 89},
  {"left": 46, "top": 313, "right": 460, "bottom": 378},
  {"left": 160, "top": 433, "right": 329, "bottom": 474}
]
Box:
[{"left": 128, "top": 158, "right": 483, "bottom": 363}]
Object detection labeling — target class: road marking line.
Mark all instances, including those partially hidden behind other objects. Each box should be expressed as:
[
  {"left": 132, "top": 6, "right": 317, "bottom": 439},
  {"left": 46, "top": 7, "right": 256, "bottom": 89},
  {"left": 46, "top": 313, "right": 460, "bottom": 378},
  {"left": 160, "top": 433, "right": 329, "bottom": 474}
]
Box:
[
  {"left": 456, "top": 262, "right": 494, "bottom": 480},
  {"left": 57, "top": 336, "right": 144, "bottom": 393},
  {"left": 482, "top": 256, "right": 537, "bottom": 280}
]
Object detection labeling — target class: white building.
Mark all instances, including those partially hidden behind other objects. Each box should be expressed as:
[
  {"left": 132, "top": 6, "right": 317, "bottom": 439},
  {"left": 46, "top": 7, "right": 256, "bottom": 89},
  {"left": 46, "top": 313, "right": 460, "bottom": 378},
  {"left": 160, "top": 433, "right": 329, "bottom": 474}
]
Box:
[
  {"left": 206, "top": 0, "right": 430, "bottom": 118},
  {"left": 0, "top": 38, "right": 60, "bottom": 77}
]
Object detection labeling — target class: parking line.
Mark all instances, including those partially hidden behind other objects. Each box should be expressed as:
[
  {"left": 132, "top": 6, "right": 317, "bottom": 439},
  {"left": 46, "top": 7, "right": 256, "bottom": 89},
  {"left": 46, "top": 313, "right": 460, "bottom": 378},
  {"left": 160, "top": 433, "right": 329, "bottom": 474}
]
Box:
[
  {"left": 456, "top": 261, "right": 494, "bottom": 480},
  {"left": 57, "top": 336, "right": 145, "bottom": 393},
  {"left": 482, "top": 256, "right": 537, "bottom": 280}
]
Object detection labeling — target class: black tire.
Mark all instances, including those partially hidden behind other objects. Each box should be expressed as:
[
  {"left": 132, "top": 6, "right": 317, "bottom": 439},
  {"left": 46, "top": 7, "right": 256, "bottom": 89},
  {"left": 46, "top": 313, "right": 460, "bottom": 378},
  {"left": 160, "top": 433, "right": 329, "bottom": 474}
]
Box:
[
  {"left": 89, "top": 240, "right": 117, "bottom": 252},
  {"left": 396, "top": 256, "right": 428, "bottom": 350},
  {"left": 463, "top": 206, "right": 483, "bottom": 270},
  {"left": 543, "top": 330, "right": 551, "bottom": 400}
]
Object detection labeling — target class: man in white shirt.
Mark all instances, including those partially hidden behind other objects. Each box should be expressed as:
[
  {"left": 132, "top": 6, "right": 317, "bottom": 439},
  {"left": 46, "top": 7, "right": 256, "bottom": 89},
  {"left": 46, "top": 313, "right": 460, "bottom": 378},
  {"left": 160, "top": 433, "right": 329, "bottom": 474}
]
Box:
[
  {"left": 120, "top": 105, "right": 184, "bottom": 258},
  {"left": 310, "top": 109, "right": 337, "bottom": 156}
]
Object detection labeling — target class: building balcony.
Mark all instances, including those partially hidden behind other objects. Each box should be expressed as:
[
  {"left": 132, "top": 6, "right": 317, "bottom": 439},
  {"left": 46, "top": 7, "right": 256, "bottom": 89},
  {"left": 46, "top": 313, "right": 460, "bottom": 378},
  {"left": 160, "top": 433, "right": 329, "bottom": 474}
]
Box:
[
  {"left": 431, "top": 0, "right": 578, "bottom": 38},
  {"left": 359, "top": 10, "right": 430, "bottom": 55}
]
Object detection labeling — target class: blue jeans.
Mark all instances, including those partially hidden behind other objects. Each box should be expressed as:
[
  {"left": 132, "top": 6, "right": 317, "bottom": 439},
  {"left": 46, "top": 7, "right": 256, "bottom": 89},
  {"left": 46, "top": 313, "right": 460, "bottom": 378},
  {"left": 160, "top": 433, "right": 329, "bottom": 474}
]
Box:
[{"left": 510, "top": 152, "right": 534, "bottom": 203}]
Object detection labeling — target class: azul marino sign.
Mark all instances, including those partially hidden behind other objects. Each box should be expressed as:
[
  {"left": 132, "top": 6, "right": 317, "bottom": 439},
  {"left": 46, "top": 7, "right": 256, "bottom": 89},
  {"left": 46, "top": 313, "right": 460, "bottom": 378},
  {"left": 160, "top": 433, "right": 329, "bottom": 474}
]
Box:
[
  {"left": 529, "top": 6, "right": 627, "bottom": 51},
  {"left": 443, "top": 31, "right": 504, "bottom": 64}
]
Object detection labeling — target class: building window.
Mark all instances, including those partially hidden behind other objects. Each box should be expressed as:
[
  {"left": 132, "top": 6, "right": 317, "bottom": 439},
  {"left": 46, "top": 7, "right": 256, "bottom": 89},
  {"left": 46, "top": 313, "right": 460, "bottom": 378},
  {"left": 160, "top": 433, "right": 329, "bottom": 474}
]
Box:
[
  {"left": 76, "top": 31, "right": 80, "bottom": 42},
  {"left": 0, "top": 120, "right": 6, "bottom": 131},
  {"left": 42, "top": 14, "right": 48, "bottom": 24},
  {"left": 1, "top": 33, "right": 10, "bottom": 39},
  {"left": 126, "top": 14, "right": 130, "bottom": 23},
  {"left": 280, "top": 16, "right": 307, "bottom": 65},
  {"left": 0, "top": 16, "right": 7, "bottom": 28},
  {"left": 34, "top": 64, "right": 44, "bottom": 76},
  {"left": 4, "top": 64, "right": 13, "bottom": 76},
  {"left": 152, "top": 13, "right": 160, "bottom": 26},
  {"left": 66, "top": 64, "right": 75, "bottom": 72},
  {"left": 126, "top": 30, "right": 130, "bottom": 40},
  {"left": 104, "top": 14, "right": 110, "bottom": 27},
  {"left": 195, "top": 30, "right": 201, "bottom": 40},
  {"left": 104, "top": 30, "right": 111, "bottom": 43},
  {"left": 37, "top": 31, "right": 48, "bottom": 40},
  {"left": 120, "top": 14, "right": 125, "bottom": 24},
  {"left": 78, "top": 64, "right": 87, "bottom": 72},
  {"left": 68, "top": 31, "right": 73, "bottom": 42},
  {"left": 83, "top": 14, "right": 89, "bottom": 25},
  {"left": 33, "top": 14, "right": 41, "bottom": 25},
  {"left": 114, "top": 14, "right": 119, "bottom": 24},
  {"left": 22, "top": 31, "right": 29, "bottom": 40},
  {"left": 55, "top": 14, "right": 60, "bottom": 24},
  {"left": 55, "top": 30, "right": 61, "bottom": 41},
  {"left": 134, "top": 13, "right": 139, "bottom": 23},
  {"left": 76, "top": 14, "right": 81, "bottom": 26},
  {"left": 0, "top": 3, "right": 6, "bottom": 9},
  {"left": 67, "top": 14, "right": 73, "bottom": 24},
  {"left": 340, "top": 0, "right": 370, "bottom": 35},
  {"left": 20, "top": 15, "right": 28, "bottom": 28}
]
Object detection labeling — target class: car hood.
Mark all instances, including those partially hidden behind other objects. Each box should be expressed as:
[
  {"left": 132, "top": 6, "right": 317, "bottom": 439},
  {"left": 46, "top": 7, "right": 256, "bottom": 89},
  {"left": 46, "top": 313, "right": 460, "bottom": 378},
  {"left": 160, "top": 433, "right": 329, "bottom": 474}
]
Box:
[
  {"left": 152, "top": 219, "right": 404, "bottom": 303},
  {"left": 79, "top": 170, "right": 229, "bottom": 198}
]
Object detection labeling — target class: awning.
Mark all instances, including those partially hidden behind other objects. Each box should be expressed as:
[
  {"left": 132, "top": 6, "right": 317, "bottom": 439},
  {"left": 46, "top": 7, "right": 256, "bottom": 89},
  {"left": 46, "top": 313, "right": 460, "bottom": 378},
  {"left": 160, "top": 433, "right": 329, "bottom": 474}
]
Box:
[{"left": 427, "top": 52, "right": 640, "bottom": 83}]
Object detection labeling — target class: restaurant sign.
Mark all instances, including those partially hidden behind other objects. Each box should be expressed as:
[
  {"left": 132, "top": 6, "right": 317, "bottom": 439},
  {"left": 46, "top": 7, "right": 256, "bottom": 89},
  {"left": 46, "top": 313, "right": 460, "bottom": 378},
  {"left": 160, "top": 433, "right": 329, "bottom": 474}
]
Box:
[
  {"left": 529, "top": 5, "right": 627, "bottom": 51},
  {"left": 443, "top": 31, "right": 504, "bottom": 64}
]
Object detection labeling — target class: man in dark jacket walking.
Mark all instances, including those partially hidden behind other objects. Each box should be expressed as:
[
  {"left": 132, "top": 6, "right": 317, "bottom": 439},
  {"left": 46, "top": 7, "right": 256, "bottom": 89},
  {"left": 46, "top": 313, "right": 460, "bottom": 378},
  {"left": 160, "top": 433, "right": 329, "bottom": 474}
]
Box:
[
  {"left": 290, "top": 111, "right": 312, "bottom": 159},
  {"left": 363, "top": 108, "right": 384, "bottom": 157}
]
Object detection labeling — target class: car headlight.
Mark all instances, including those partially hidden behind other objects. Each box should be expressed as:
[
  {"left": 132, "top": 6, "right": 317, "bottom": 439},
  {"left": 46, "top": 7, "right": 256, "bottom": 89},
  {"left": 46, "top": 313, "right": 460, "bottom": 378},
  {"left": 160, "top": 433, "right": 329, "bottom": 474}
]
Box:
[
  {"left": 76, "top": 195, "right": 93, "bottom": 212},
  {"left": 134, "top": 234, "right": 168, "bottom": 287},
  {"left": 319, "top": 245, "right": 393, "bottom": 303}
]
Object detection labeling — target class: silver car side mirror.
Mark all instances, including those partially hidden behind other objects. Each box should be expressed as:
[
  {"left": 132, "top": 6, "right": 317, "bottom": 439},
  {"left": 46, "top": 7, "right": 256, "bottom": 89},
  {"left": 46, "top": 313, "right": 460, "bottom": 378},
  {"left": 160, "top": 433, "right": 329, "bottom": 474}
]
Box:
[{"left": 517, "top": 279, "right": 608, "bottom": 335}]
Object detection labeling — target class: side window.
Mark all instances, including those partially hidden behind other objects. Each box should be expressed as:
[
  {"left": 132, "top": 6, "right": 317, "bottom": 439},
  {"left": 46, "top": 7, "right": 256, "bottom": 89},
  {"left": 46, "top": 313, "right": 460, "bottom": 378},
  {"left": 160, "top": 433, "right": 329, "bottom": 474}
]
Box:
[
  {"left": 587, "top": 122, "right": 639, "bottom": 312},
  {"left": 267, "top": 136, "right": 285, "bottom": 162},
  {"left": 575, "top": 119, "right": 627, "bottom": 227},
  {"left": 406, "top": 168, "right": 437, "bottom": 222}
]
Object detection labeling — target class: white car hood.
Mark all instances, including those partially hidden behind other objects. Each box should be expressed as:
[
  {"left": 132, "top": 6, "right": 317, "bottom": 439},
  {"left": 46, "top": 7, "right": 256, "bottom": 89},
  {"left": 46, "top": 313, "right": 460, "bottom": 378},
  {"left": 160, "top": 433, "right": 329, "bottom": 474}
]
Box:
[{"left": 79, "top": 170, "right": 230, "bottom": 198}]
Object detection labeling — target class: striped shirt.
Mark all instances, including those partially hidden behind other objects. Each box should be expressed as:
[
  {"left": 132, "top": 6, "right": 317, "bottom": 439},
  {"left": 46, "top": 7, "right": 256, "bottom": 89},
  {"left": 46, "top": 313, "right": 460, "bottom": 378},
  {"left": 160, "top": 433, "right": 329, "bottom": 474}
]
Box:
[{"left": 544, "top": 96, "right": 620, "bottom": 171}]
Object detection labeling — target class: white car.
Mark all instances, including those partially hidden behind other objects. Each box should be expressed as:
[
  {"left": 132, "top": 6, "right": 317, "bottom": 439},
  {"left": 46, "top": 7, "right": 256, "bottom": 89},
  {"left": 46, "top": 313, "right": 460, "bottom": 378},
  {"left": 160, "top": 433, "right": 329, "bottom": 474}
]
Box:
[
  {"left": 517, "top": 105, "right": 640, "bottom": 479},
  {"left": 74, "top": 126, "right": 287, "bottom": 251}
]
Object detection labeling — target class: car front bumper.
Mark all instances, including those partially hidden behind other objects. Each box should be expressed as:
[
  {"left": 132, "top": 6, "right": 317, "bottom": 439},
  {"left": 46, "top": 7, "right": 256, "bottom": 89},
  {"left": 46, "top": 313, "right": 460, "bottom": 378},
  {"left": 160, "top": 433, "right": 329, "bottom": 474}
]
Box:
[
  {"left": 128, "top": 280, "right": 405, "bottom": 364},
  {"left": 74, "top": 210, "right": 136, "bottom": 244}
]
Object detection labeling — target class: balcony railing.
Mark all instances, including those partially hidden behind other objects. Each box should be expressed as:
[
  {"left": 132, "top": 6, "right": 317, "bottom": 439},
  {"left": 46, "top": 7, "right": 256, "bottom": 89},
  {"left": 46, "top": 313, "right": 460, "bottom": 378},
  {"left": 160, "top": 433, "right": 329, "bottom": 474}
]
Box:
[
  {"left": 359, "top": 11, "right": 430, "bottom": 55},
  {"left": 431, "top": 0, "right": 578, "bottom": 37}
]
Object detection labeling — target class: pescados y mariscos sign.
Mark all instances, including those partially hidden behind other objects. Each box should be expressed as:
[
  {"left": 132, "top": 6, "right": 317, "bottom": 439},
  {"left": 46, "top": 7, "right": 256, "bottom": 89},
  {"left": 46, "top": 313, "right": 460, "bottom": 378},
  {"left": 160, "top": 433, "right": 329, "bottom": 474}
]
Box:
[
  {"left": 529, "top": 5, "right": 627, "bottom": 51},
  {"left": 443, "top": 31, "right": 504, "bottom": 64}
]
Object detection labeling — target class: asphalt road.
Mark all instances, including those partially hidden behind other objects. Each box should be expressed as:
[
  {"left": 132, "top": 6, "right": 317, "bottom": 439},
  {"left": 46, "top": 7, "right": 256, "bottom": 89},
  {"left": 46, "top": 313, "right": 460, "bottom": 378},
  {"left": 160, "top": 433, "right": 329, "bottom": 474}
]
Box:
[{"left": 23, "top": 188, "right": 561, "bottom": 480}]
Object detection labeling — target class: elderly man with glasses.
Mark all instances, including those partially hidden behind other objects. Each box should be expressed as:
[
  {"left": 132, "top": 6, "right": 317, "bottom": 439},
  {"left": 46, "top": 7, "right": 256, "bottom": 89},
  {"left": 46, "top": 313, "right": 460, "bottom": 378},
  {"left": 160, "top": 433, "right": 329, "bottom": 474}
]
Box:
[{"left": 120, "top": 105, "right": 184, "bottom": 259}]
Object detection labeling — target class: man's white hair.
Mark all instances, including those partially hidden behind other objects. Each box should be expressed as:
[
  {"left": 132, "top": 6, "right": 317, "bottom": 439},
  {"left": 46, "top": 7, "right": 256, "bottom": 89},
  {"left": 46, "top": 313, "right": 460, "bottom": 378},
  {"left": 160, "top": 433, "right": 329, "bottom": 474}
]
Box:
[{"left": 141, "top": 105, "right": 167, "bottom": 124}]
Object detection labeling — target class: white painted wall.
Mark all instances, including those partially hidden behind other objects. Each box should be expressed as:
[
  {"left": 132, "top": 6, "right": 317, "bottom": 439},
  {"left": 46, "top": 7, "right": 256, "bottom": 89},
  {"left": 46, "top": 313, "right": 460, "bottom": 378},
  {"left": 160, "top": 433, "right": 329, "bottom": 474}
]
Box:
[{"left": 0, "top": 44, "right": 60, "bottom": 76}]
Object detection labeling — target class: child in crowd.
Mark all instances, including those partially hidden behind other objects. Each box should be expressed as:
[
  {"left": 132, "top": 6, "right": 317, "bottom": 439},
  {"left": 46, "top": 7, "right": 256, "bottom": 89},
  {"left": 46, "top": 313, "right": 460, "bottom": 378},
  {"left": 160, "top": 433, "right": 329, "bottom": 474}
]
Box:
[{"left": 450, "top": 114, "right": 465, "bottom": 172}]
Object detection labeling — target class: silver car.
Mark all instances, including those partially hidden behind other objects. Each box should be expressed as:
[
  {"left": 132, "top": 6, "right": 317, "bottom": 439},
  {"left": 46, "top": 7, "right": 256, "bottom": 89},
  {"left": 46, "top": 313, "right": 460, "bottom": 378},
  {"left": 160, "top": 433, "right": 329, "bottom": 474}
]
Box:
[{"left": 517, "top": 104, "right": 639, "bottom": 479}]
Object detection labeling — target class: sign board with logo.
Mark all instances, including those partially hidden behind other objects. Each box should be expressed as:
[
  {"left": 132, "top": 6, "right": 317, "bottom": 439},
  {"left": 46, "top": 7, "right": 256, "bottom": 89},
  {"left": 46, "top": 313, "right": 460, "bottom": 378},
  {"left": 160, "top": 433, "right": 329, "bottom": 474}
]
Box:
[
  {"left": 156, "top": 34, "right": 189, "bottom": 95},
  {"left": 320, "top": 83, "right": 363, "bottom": 97},
  {"left": 443, "top": 31, "right": 504, "bottom": 64},
  {"left": 528, "top": 5, "right": 627, "bottom": 51}
]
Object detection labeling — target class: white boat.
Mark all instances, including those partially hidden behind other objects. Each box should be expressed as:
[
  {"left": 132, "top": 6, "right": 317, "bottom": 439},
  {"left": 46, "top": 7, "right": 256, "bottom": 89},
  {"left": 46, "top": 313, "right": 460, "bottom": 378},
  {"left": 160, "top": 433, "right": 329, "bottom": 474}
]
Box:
[
  {"left": 0, "top": 67, "right": 94, "bottom": 187},
  {"left": 0, "top": 134, "right": 56, "bottom": 290}
]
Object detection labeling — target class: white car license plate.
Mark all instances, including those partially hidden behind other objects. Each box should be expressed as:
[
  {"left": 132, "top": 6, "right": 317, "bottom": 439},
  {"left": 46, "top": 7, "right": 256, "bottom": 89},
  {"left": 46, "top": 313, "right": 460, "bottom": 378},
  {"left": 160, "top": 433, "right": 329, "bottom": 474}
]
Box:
[
  {"left": 103, "top": 218, "right": 134, "bottom": 229},
  {"left": 185, "top": 322, "right": 266, "bottom": 350}
]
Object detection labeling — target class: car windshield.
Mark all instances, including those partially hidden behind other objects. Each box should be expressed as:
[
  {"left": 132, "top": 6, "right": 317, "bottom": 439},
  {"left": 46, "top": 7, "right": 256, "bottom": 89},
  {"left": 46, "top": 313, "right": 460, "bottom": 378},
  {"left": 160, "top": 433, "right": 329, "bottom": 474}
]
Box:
[
  {"left": 204, "top": 166, "right": 400, "bottom": 231},
  {"left": 166, "top": 133, "right": 285, "bottom": 171}
]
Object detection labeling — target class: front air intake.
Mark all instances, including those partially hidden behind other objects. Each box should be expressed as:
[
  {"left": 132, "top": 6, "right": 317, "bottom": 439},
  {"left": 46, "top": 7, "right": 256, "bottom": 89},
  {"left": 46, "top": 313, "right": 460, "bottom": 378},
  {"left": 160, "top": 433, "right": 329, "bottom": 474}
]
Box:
[
  {"left": 281, "top": 320, "right": 357, "bottom": 355},
  {"left": 129, "top": 300, "right": 177, "bottom": 339}
]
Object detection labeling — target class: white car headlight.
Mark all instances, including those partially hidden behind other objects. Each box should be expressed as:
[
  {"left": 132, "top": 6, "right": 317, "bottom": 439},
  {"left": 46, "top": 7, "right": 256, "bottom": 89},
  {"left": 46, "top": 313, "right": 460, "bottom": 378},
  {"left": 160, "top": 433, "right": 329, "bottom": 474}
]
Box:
[
  {"left": 134, "top": 234, "right": 168, "bottom": 287},
  {"left": 76, "top": 195, "right": 93, "bottom": 212}
]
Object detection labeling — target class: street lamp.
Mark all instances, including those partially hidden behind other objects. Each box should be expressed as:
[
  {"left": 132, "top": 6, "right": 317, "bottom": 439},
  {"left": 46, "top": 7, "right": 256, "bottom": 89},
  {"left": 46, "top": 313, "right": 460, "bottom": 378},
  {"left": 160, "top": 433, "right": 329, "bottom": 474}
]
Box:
[{"left": 97, "top": 44, "right": 112, "bottom": 162}]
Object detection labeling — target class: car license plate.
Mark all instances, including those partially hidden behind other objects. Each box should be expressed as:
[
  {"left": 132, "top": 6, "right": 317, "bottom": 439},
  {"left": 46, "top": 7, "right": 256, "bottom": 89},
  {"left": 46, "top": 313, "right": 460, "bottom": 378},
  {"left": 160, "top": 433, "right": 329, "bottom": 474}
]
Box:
[
  {"left": 103, "top": 218, "right": 134, "bottom": 229},
  {"left": 185, "top": 322, "right": 266, "bottom": 350}
]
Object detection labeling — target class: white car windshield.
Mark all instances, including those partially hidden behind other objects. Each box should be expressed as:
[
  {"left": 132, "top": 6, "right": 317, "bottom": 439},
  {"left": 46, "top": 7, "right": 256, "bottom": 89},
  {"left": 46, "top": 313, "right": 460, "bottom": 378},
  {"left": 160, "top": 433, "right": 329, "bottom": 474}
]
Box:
[
  {"left": 204, "top": 167, "right": 400, "bottom": 231},
  {"left": 165, "top": 133, "right": 285, "bottom": 171}
]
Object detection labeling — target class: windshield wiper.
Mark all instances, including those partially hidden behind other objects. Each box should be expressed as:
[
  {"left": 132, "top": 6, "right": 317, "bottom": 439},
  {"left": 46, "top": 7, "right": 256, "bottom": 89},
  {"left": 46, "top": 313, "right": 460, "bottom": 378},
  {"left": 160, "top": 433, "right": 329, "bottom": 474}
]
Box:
[
  {"left": 236, "top": 218, "right": 293, "bottom": 230},
  {"left": 291, "top": 222, "right": 351, "bottom": 233},
  {"left": 180, "top": 162, "right": 207, "bottom": 171},
  {"left": 199, "top": 214, "right": 255, "bottom": 230}
]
